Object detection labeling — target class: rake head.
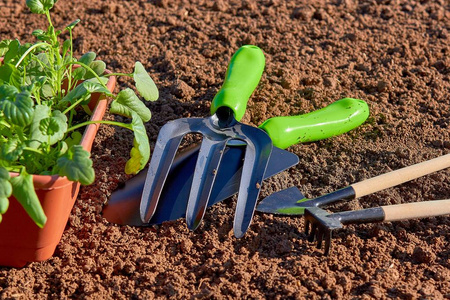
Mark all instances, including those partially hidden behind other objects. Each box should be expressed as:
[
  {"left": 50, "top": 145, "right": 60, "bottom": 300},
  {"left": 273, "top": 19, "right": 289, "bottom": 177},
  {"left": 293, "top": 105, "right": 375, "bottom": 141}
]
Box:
[{"left": 304, "top": 207, "right": 343, "bottom": 256}]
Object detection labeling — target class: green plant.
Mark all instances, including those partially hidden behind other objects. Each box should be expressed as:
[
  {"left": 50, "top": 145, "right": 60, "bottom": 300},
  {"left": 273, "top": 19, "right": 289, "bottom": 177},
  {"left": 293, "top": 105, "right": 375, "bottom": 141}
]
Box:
[{"left": 0, "top": 0, "right": 159, "bottom": 227}]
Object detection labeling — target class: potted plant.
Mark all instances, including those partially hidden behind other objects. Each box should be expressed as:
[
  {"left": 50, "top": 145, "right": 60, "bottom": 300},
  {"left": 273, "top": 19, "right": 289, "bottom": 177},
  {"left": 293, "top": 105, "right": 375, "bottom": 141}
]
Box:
[{"left": 0, "top": 0, "right": 158, "bottom": 267}]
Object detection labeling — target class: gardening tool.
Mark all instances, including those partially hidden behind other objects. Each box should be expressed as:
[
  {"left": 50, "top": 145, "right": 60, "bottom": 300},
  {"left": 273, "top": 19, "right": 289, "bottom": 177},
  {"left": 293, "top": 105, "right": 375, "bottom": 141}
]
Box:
[
  {"left": 104, "top": 97, "right": 369, "bottom": 226},
  {"left": 102, "top": 145, "right": 299, "bottom": 226},
  {"left": 102, "top": 98, "right": 368, "bottom": 226},
  {"left": 304, "top": 199, "right": 450, "bottom": 255},
  {"left": 257, "top": 153, "right": 450, "bottom": 215},
  {"left": 140, "top": 45, "right": 369, "bottom": 237}
]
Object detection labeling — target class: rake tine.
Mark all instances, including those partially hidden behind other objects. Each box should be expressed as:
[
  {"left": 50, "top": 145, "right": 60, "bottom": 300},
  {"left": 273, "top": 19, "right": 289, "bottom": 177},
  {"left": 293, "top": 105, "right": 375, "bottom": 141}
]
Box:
[
  {"left": 185, "top": 139, "right": 228, "bottom": 230},
  {"left": 308, "top": 223, "right": 317, "bottom": 242},
  {"left": 304, "top": 219, "right": 311, "bottom": 235},
  {"left": 316, "top": 230, "right": 324, "bottom": 249},
  {"left": 323, "top": 230, "right": 333, "bottom": 256}
]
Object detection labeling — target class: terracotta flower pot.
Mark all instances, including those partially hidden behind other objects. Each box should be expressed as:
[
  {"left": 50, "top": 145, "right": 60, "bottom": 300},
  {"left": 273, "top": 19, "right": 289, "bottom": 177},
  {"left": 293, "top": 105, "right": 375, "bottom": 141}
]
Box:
[{"left": 0, "top": 69, "right": 116, "bottom": 268}]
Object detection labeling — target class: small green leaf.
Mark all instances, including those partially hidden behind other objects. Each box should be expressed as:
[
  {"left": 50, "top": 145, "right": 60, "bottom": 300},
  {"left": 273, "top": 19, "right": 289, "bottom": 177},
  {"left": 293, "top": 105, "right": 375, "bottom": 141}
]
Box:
[
  {"left": 0, "top": 40, "right": 12, "bottom": 57},
  {"left": 110, "top": 88, "right": 151, "bottom": 122},
  {"left": 85, "top": 76, "right": 108, "bottom": 85},
  {"left": 32, "top": 29, "right": 49, "bottom": 42},
  {"left": 84, "top": 60, "right": 106, "bottom": 79},
  {"left": 82, "top": 81, "right": 112, "bottom": 95},
  {"left": 125, "top": 111, "right": 150, "bottom": 174},
  {"left": 0, "top": 63, "right": 21, "bottom": 86},
  {"left": 41, "top": 84, "right": 53, "bottom": 98},
  {"left": 65, "top": 19, "right": 80, "bottom": 31},
  {"left": 26, "top": 0, "right": 56, "bottom": 14},
  {"left": 78, "top": 52, "right": 96, "bottom": 66},
  {"left": 26, "top": 0, "right": 45, "bottom": 13},
  {"left": 62, "top": 39, "right": 71, "bottom": 55},
  {"left": 56, "top": 145, "right": 94, "bottom": 185},
  {"left": 64, "top": 131, "right": 82, "bottom": 149},
  {"left": 3, "top": 40, "right": 20, "bottom": 64},
  {"left": 0, "top": 168, "right": 12, "bottom": 214},
  {"left": 133, "top": 61, "right": 159, "bottom": 101},
  {"left": 1, "top": 138, "right": 23, "bottom": 162},
  {"left": 30, "top": 105, "right": 67, "bottom": 148},
  {"left": 39, "top": 117, "right": 60, "bottom": 136},
  {"left": 10, "top": 170, "right": 47, "bottom": 228},
  {"left": 72, "top": 67, "right": 86, "bottom": 81},
  {"left": 0, "top": 86, "right": 34, "bottom": 127}
]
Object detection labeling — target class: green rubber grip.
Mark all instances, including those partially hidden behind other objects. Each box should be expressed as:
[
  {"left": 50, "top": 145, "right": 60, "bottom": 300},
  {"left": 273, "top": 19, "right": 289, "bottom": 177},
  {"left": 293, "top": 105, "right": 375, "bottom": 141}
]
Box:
[
  {"left": 210, "top": 45, "right": 265, "bottom": 121},
  {"left": 259, "top": 98, "right": 370, "bottom": 149}
]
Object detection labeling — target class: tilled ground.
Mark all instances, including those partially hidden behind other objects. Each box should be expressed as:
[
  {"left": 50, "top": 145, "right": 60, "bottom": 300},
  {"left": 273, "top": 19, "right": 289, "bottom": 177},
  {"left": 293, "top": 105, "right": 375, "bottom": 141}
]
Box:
[{"left": 0, "top": 0, "right": 449, "bottom": 298}]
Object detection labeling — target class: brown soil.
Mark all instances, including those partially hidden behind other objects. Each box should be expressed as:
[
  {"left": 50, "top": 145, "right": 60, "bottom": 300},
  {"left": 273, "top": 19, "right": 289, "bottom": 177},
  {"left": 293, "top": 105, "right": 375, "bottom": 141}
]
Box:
[{"left": 1, "top": 0, "right": 449, "bottom": 298}]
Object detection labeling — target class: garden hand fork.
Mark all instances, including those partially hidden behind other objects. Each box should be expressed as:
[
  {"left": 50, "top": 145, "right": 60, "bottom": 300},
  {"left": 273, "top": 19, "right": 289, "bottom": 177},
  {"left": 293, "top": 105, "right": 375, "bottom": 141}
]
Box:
[{"left": 140, "top": 45, "right": 271, "bottom": 237}]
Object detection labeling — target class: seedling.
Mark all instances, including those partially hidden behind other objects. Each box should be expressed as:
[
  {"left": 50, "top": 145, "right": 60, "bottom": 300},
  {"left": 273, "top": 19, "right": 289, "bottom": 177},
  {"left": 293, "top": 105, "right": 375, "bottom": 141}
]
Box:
[{"left": 0, "top": 0, "right": 159, "bottom": 227}]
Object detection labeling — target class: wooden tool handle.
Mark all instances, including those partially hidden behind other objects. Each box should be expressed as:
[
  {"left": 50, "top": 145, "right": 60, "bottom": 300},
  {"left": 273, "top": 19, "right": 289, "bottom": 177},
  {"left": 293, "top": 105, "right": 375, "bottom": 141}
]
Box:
[
  {"left": 352, "top": 153, "right": 450, "bottom": 198},
  {"left": 382, "top": 200, "right": 450, "bottom": 222}
]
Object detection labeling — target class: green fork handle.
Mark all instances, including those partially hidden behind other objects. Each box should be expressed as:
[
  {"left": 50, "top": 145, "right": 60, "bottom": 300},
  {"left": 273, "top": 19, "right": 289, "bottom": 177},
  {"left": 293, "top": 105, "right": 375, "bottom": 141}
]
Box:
[
  {"left": 210, "top": 45, "right": 265, "bottom": 122},
  {"left": 210, "top": 45, "right": 369, "bottom": 147},
  {"left": 259, "top": 98, "right": 369, "bottom": 149}
]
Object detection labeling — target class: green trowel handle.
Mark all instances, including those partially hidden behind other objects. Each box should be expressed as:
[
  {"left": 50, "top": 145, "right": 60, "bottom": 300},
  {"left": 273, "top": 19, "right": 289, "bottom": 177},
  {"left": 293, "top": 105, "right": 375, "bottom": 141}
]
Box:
[
  {"left": 210, "top": 45, "right": 265, "bottom": 122},
  {"left": 259, "top": 98, "right": 369, "bottom": 149}
]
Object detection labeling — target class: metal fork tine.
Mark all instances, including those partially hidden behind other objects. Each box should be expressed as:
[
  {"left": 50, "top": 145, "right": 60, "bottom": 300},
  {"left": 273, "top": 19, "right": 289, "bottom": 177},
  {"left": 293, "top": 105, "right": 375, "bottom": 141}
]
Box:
[
  {"left": 233, "top": 134, "right": 272, "bottom": 238},
  {"left": 140, "top": 120, "right": 194, "bottom": 223},
  {"left": 185, "top": 139, "right": 228, "bottom": 230}
]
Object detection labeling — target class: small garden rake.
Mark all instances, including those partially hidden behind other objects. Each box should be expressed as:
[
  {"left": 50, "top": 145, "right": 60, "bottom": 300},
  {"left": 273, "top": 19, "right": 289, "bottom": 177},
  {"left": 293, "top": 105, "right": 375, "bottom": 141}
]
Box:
[{"left": 304, "top": 199, "right": 450, "bottom": 255}]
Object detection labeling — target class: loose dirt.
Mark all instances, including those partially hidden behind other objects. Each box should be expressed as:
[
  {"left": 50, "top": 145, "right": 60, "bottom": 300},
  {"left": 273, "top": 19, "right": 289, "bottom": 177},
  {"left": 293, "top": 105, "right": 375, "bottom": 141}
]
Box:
[{"left": 1, "top": 0, "right": 449, "bottom": 298}]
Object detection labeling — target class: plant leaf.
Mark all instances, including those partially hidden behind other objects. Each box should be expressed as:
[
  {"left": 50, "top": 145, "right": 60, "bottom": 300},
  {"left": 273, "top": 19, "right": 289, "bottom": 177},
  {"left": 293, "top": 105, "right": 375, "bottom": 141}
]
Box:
[
  {"left": 26, "top": 0, "right": 56, "bottom": 14},
  {"left": 0, "top": 40, "right": 12, "bottom": 57},
  {"left": 82, "top": 81, "right": 112, "bottom": 95},
  {"left": 32, "top": 29, "right": 50, "bottom": 42},
  {"left": 125, "top": 111, "right": 150, "bottom": 174},
  {"left": 3, "top": 40, "right": 20, "bottom": 64},
  {"left": 56, "top": 145, "right": 94, "bottom": 185},
  {"left": 62, "top": 39, "right": 71, "bottom": 55},
  {"left": 78, "top": 52, "right": 96, "bottom": 66},
  {"left": 1, "top": 138, "right": 23, "bottom": 163},
  {"left": 39, "top": 117, "right": 60, "bottom": 136},
  {"left": 84, "top": 60, "right": 106, "bottom": 79},
  {"left": 65, "top": 19, "right": 80, "bottom": 31},
  {"left": 0, "top": 167, "right": 12, "bottom": 214},
  {"left": 72, "top": 67, "right": 86, "bottom": 81},
  {"left": 61, "top": 80, "right": 111, "bottom": 107},
  {"left": 0, "top": 86, "right": 34, "bottom": 127},
  {"left": 10, "top": 170, "right": 47, "bottom": 228},
  {"left": 64, "top": 131, "right": 82, "bottom": 149},
  {"left": 0, "top": 63, "right": 21, "bottom": 86},
  {"left": 110, "top": 88, "right": 151, "bottom": 122},
  {"left": 29, "top": 105, "right": 67, "bottom": 148},
  {"left": 133, "top": 61, "right": 159, "bottom": 101}
]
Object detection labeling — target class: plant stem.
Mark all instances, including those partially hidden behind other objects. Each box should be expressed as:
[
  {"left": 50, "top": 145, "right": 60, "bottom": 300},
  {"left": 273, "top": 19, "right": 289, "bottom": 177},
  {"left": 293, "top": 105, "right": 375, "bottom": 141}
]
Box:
[
  {"left": 23, "top": 147, "right": 44, "bottom": 156},
  {"left": 15, "top": 42, "right": 50, "bottom": 68},
  {"left": 67, "top": 120, "right": 132, "bottom": 133},
  {"left": 62, "top": 94, "right": 89, "bottom": 115},
  {"left": 104, "top": 73, "right": 132, "bottom": 77},
  {"left": 66, "top": 61, "right": 110, "bottom": 91}
]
